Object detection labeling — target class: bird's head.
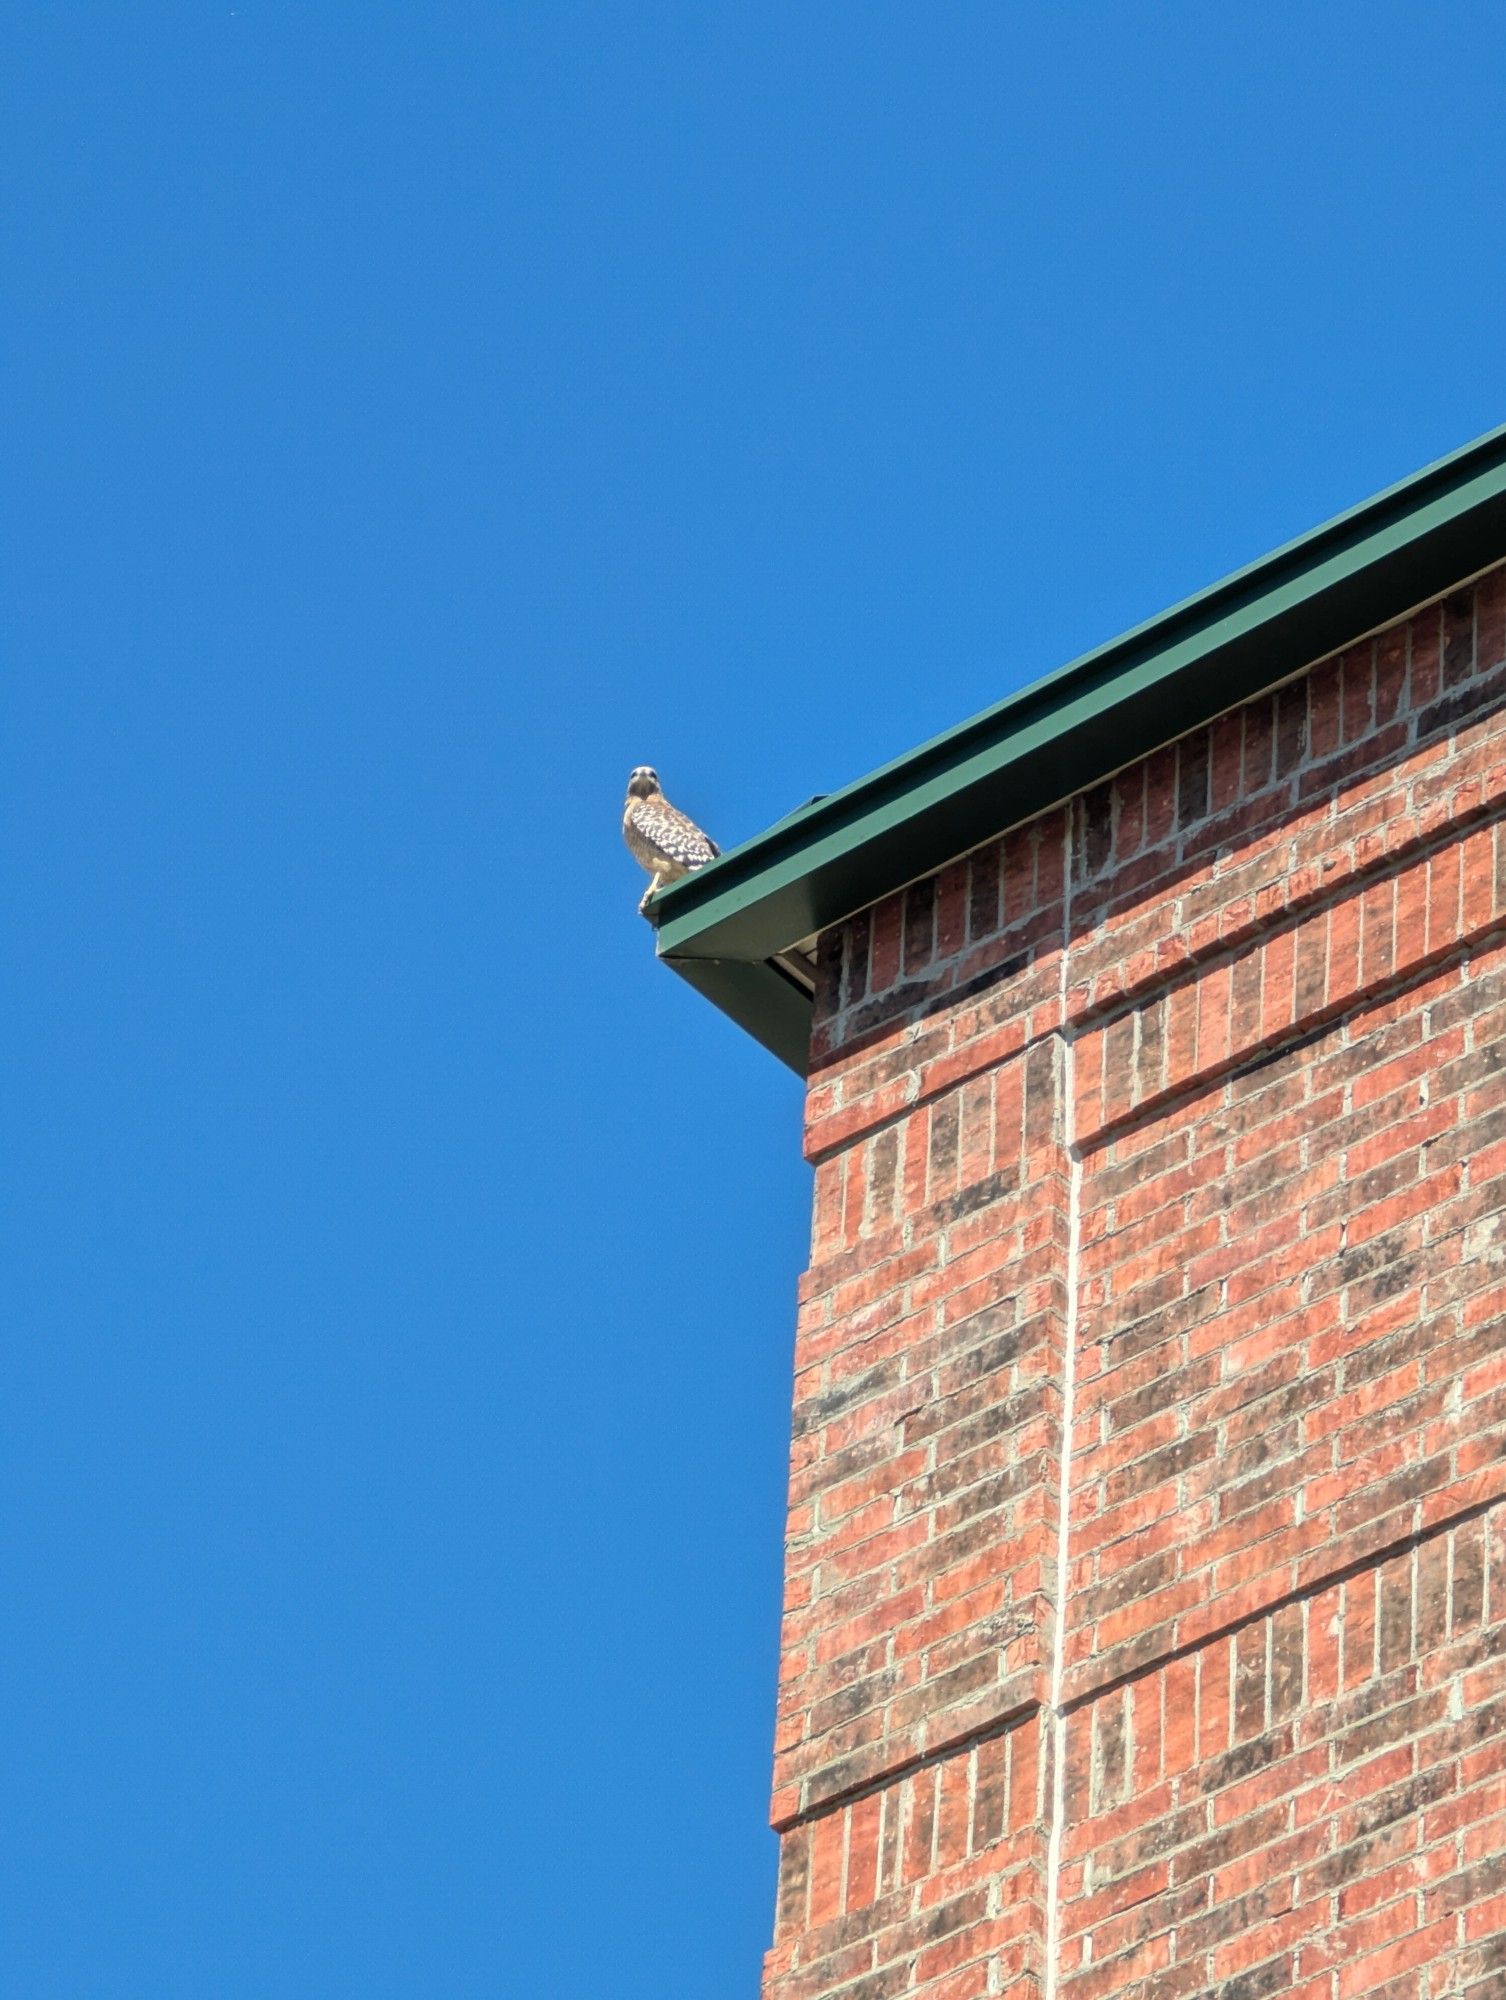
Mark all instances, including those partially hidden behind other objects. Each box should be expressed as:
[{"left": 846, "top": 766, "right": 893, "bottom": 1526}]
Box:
[{"left": 626, "top": 766, "right": 662, "bottom": 799}]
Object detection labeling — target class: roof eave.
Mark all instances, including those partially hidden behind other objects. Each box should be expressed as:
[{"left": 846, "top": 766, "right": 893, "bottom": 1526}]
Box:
[
  {"left": 659, "top": 952, "right": 816, "bottom": 1074},
  {"left": 654, "top": 422, "right": 1506, "bottom": 1077}
]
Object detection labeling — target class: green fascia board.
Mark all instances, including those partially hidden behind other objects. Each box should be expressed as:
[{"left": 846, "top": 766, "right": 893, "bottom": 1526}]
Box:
[
  {"left": 664, "top": 953, "right": 815, "bottom": 1073},
  {"left": 654, "top": 421, "right": 1506, "bottom": 1074}
]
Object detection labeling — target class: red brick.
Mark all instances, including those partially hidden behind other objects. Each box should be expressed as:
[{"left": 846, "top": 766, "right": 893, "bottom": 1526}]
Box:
[{"left": 762, "top": 563, "right": 1506, "bottom": 1998}]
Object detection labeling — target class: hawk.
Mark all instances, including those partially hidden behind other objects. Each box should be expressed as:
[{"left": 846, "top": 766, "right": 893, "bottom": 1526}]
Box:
[{"left": 623, "top": 766, "right": 719, "bottom": 914}]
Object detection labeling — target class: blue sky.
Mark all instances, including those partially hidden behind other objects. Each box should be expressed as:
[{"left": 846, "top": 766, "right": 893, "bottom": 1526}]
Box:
[{"left": 3, "top": 5, "right": 1504, "bottom": 1995}]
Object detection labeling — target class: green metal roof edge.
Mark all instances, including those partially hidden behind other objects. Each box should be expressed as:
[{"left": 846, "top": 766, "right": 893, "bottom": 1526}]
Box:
[
  {"left": 654, "top": 421, "right": 1506, "bottom": 1075},
  {"left": 663, "top": 953, "right": 815, "bottom": 1073}
]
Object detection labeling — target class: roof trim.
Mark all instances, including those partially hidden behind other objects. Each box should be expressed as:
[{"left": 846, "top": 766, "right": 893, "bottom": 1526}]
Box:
[
  {"left": 665, "top": 953, "right": 816, "bottom": 1073},
  {"left": 652, "top": 421, "right": 1506, "bottom": 1075}
]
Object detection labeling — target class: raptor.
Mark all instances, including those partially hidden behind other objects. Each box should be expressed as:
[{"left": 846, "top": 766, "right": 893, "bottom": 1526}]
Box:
[{"left": 622, "top": 767, "right": 719, "bottom": 915}]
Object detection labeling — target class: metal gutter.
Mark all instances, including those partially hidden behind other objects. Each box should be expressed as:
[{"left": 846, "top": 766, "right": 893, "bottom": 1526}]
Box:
[{"left": 651, "top": 421, "right": 1506, "bottom": 1076}]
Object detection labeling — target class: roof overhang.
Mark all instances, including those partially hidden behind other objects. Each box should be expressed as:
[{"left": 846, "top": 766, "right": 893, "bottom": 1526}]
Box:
[{"left": 650, "top": 421, "right": 1506, "bottom": 1077}]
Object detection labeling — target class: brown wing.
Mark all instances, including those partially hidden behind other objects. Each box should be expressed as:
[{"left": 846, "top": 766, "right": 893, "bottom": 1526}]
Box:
[{"left": 626, "top": 797, "right": 718, "bottom": 869}]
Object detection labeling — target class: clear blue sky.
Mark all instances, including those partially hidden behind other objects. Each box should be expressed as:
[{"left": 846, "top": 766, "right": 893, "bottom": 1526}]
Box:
[{"left": 3, "top": 6, "right": 1504, "bottom": 1995}]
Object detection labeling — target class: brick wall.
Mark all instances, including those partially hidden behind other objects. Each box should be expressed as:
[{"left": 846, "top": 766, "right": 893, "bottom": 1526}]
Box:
[{"left": 764, "top": 561, "right": 1506, "bottom": 1998}]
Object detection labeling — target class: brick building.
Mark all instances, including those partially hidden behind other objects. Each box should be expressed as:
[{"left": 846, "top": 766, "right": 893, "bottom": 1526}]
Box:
[{"left": 653, "top": 426, "right": 1506, "bottom": 1999}]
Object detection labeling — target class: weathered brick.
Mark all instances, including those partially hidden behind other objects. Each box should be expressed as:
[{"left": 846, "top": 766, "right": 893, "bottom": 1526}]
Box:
[{"left": 765, "top": 564, "right": 1506, "bottom": 1997}]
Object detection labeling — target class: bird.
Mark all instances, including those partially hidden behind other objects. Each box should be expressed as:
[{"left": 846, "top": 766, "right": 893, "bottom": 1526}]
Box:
[{"left": 622, "top": 766, "right": 719, "bottom": 914}]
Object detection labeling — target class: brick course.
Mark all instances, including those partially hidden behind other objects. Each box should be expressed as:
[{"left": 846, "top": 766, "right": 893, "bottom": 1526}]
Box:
[{"left": 765, "top": 561, "right": 1506, "bottom": 1998}]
